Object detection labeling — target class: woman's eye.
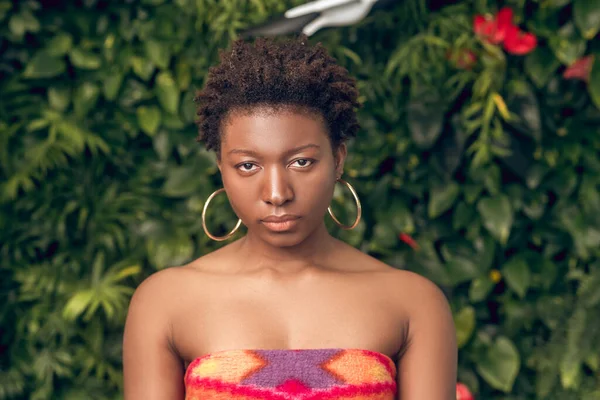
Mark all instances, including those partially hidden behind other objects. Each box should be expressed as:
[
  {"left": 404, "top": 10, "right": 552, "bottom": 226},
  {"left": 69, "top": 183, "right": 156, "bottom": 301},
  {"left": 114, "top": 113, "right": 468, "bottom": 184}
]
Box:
[
  {"left": 291, "top": 159, "right": 313, "bottom": 168},
  {"left": 238, "top": 162, "right": 258, "bottom": 172}
]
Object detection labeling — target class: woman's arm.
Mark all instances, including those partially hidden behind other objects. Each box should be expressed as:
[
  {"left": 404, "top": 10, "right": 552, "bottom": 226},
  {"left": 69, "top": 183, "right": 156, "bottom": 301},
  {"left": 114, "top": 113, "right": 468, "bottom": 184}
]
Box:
[
  {"left": 395, "top": 272, "right": 457, "bottom": 399},
  {"left": 123, "top": 270, "right": 185, "bottom": 400}
]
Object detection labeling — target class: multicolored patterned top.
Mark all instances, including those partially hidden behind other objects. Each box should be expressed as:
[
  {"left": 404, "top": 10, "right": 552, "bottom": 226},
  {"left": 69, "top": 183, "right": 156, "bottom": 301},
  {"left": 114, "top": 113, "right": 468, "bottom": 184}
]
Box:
[{"left": 185, "top": 348, "right": 397, "bottom": 399}]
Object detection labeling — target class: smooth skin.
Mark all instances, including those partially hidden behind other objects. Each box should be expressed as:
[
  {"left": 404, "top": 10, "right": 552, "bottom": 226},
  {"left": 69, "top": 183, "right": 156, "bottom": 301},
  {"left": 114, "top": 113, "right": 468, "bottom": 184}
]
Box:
[{"left": 123, "top": 107, "right": 457, "bottom": 399}]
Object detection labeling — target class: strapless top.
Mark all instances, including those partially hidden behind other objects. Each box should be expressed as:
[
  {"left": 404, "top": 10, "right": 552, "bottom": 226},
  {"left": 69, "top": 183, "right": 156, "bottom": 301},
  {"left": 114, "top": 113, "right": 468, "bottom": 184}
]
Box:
[{"left": 184, "top": 348, "right": 397, "bottom": 400}]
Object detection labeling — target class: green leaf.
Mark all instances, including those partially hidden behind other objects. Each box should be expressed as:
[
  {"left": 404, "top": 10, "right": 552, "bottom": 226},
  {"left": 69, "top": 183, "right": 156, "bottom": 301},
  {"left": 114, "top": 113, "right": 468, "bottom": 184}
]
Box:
[
  {"left": 454, "top": 306, "right": 475, "bottom": 348},
  {"left": 388, "top": 200, "right": 414, "bottom": 233},
  {"left": 441, "top": 115, "right": 468, "bottom": 176},
  {"left": 175, "top": 59, "right": 192, "bottom": 90},
  {"left": 119, "top": 79, "right": 153, "bottom": 108},
  {"left": 48, "top": 87, "right": 70, "bottom": 111},
  {"left": 534, "top": 258, "right": 558, "bottom": 290},
  {"left": 549, "top": 22, "right": 587, "bottom": 65},
  {"left": 370, "top": 222, "right": 399, "bottom": 250},
  {"left": 63, "top": 289, "right": 95, "bottom": 321},
  {"left": 137, "top": 106, "right": 161, "bottom": 136},
  {"left": 411, "top": 241, "right": 451, "bottom": 286},
  {"left": 181, "top": 90, "right": 197, "bottom": 123},
  {"left": 477, "top": 195, "right": 513, "bottom": 245},
  {"left": 469, "top": 276, "right": 495, "bottom": 302},
  {"left": 546, "top": 169, "right": 578, "bottom": 197},
  {"left": 428, "top": 182, "right": 460, "bottom": 219},
  {"left": 505, "top": 81, "right": 542, "bottom": 142},
  {"left": 442, "top": 242, "right": 483, "bottom": 284},
  {"left": 146, "top": 233, "right": 194, "bottom": 269},
  {"left": 9, "top": 14, "right": 26, "bottom": 37},
  {"left": 131, "top": 56, "right": 155, "bottom": 81},
  {"left": 9, "top": 10, "right": 39, "bottom": 38},
  {"left": 523, "top": 191, "right": 548, "bottom": 220},
  {"left": 447, "top": 259, "right": 481, "bottom": 285},
  {"left": 407, "top": 96, "right": 444, "bottom": 149},
  {"left": 69, "top": 48, "right": 102, "bottom": 70},
  {"left": 476, "top": 336, "right": 520, "bottom": 392},
  {"left": 545, "top": 0, "right": 570, "bottom": 6},
  {"left": 105, "top": 264, "right": 141, "bottom": 283},
  {"left": 162, "top": 113, "right": 185, "bottom": 129},
  {"left": 573, "top": 0, "right": 600, "bottom": 39},
  {"left": 589, "top": 54, "right": 600, "bottom": 110},
  {"left": 560, "top": 307, "right": 587, "bottom": 388},
  {"left": 525, "top": 47, "right": 560, "bottom": 88},
  {"left": 0, "top": 3, "right": 13, "bottom": 23},
  {"left": 162, "top": 165, "right": 208, "bottom": 197},
  {"left": 144, "top": 40, "right": 171, "bottom": 69},
  {"left": 525, "top": 163, "right": 549, "bottom": 189},
  {"left": 502, "top": 256, "right": 531, "bottom": 298},
  {"left": 463, "top": 183, "right": 482, "bottom": 204},
  {"left": 155, "top": 72, "right": 180, "bottom": 114},
  {"left": 475, "top": 235, "right": 496, "bottom": 272},
  {"left": 103, "top": 68, "right": 124, "bottom": 101},
  {"left": 452, "top": 201, "right": 475, "bottom": 230},
  {"left": 585, "top": 353, "right": 599, "bottom": 371},
  {"left": 153, "top": 132, "right": 171, "bottom": 160},
  {"left": 483, "top": 164, "right": 501, "bottom": 196},
  {"left": 73, "top": 82, "right": 100, "bottom": 118},
  {"left": 45, "top": 33, "right": 73, "bottom": 56},
  {"left": 23, "top": 51, "right": 66, "bottom": 79},
  {"left": 577, "top": 267, "right": 600, "bottom": 307}
]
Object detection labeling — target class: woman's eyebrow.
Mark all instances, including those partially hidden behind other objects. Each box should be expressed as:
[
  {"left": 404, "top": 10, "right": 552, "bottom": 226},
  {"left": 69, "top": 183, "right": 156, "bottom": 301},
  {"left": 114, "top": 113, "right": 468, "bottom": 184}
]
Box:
[
  {"left": 284, "top": 143, "right": 321, "bottom": 156},
  {"left": 227, "top": 148, "right": 260, "bottom": 157},
  {"left": 227, "top": 144, "right": 321, "bottom": 157}
]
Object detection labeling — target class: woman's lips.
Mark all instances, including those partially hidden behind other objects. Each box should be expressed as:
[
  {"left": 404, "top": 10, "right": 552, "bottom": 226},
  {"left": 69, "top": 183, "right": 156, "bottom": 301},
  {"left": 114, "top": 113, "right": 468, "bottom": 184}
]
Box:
[{"left": 261, "top": 215, "right": 300, "bottom": 232}]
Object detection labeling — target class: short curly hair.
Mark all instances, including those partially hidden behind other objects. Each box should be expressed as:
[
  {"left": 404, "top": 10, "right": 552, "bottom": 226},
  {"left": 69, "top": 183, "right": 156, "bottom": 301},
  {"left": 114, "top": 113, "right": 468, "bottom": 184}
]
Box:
[{"left": 194, "top": 35, "right": 361, "bottom": 155}]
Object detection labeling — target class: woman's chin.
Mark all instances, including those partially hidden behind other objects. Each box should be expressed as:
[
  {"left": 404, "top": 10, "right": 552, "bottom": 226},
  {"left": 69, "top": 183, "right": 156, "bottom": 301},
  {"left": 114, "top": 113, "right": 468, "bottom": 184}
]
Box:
[
  {"left": 246, "top": 227, "right": 311, "bottom": 248},
  {"left": 262, "top": 232, "right": 308, "bottom": 248}
]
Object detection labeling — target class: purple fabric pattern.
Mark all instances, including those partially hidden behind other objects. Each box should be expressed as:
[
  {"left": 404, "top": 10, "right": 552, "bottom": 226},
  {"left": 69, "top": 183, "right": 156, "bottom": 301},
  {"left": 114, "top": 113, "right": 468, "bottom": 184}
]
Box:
[{"left": 242, "top": 349, "right": 343, "bottom": 388}]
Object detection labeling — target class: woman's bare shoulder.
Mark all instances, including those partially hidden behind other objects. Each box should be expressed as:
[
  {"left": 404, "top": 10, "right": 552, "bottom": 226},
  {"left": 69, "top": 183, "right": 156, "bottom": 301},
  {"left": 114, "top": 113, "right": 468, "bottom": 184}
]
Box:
[
  {"left": 127, "top": 266, "right": 194, "bottom": 315},
  {"left": 335, "top": 241, "right": 404, "bottom": 275},
  {"left": 130, "top": 244, "right": 237, "bottom": 306},
  {"left": 342, "top": 243, "right": 440, "bottom": 282},
  {"left": 341, "top": 244, "right": 449, "bottom": 308},
  {"left": 385, "top": 268, "right": 452, "bottom": 321}
]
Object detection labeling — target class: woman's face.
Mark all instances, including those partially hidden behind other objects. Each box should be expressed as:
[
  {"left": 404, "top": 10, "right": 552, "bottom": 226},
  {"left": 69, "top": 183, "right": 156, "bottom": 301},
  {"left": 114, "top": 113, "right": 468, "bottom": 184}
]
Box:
[{"left": 217, "top": 107, "right": 346, "bottom": 248}]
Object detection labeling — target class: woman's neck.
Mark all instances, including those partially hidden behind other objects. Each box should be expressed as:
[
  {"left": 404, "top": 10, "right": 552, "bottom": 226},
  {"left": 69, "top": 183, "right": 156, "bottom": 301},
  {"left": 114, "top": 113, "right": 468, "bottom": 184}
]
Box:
[{"left": 235, "top": 222, "right": 339, "bottom": 273}]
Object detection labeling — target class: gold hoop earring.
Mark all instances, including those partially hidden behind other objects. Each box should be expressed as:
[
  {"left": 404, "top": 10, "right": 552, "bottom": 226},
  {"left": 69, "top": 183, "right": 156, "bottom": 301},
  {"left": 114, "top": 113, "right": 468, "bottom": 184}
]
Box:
[
  {"left": 202, "top": 188, "right": 242, "bottom": 241},
  {"left": 328, "top": 178, "right": 361, "bottom": 230}
]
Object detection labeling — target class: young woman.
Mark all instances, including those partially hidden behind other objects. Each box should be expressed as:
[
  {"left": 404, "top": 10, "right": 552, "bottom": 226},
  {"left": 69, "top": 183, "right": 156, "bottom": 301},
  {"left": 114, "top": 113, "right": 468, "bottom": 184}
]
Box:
[{"left": 123, "top": 35, "right": 457, "bottom": 400}]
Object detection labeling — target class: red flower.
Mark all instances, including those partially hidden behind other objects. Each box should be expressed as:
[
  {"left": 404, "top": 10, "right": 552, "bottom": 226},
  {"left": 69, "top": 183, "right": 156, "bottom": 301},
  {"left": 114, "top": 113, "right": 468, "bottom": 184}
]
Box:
[
  {"left": 456, "top": 382, "right": 475, "bottom": 400},
  {"left": 563, "top": 55, "right": 594, "bottom": 83},
  {"left": 473, "top": 7, "right": 537, "bottom": 56},
  {"left": 474, "top": 7, "right": 513, "bottom": 44},
  {"left": 399, "top": 233, "right": 419, "bottom": 250},
  {"left": 503, "top": 24, "right": 537, "bottom": 55}
]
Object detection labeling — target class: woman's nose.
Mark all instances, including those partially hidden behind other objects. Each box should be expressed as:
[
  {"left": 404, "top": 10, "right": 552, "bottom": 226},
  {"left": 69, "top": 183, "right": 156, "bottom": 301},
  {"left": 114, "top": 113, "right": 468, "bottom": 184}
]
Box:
[{"left": 261, "top": 166, "right": 294, "bottom": 206}]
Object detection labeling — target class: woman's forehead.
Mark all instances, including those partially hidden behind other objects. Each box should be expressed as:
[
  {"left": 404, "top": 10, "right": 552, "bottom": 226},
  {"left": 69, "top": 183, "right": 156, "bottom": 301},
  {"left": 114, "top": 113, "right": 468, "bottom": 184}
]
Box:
[{"left": 221, "top": 108, "right": 330, "bottom": 155}]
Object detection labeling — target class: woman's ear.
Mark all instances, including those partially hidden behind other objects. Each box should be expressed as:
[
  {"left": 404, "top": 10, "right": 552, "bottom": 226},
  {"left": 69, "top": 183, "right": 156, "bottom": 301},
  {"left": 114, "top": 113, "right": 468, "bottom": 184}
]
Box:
[
  {"left": 334, "top": 143, "right": 347, "bottom": 179},
  {"left": 216, "top": 152, "right": 222, "bottom": 172}
]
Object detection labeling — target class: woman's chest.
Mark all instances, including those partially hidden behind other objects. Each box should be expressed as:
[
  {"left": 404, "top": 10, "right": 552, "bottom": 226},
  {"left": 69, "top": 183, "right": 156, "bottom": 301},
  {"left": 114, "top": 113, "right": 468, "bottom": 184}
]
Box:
[{"left": 173, "top": 272, "right": 407, "bottom": 364}]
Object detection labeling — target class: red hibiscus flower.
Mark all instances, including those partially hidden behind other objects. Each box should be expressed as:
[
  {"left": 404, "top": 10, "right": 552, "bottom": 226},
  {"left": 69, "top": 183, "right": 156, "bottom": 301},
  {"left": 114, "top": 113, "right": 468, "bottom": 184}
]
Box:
[
  {"left": 456, "top": 382, "right": 475, "bottom": 400},
  {"left": 563, "top": 55, "right": 594, "bottom": 83},
  {"left": 399, "top": 233, "right": 419, "bottom": 250},
  {"left": 503, "top": 24, "right": 537, "bottom": 55},
  {"left": 473, "top": 7, "right": 537, "bottom": 56},
  {"left": 474, "top": 7, "right": 513, "bottom": 44}
]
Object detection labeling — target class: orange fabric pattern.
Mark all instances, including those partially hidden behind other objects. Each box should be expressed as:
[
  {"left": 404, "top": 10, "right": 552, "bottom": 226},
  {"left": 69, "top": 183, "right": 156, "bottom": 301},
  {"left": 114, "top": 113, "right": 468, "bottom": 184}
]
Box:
[{"left": 185, "top": 348, "right": 397, "bottom": 400}]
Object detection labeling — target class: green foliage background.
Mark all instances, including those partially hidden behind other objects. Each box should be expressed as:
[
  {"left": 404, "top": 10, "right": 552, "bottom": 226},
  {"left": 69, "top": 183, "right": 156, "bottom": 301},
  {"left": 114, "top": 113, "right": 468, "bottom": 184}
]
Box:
[{"left": 1, "top": 0, "right": 600, "bottom": 398}]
